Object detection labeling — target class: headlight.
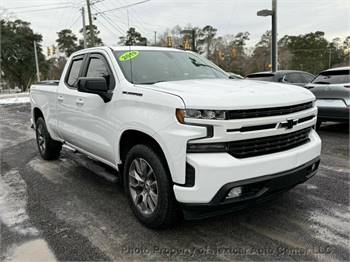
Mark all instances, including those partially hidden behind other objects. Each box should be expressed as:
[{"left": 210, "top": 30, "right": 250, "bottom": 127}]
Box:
[{"left": 176, "top": 109, "right": 226, "bottom": 123}]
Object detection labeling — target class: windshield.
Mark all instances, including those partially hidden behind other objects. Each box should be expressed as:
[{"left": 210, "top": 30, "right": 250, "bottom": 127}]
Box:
[
  {"left": 312, "top": 70, "right": 350, "bottom": 84},
  {"left": 114, "top": 50, "right": 228, "bottom": 84}
]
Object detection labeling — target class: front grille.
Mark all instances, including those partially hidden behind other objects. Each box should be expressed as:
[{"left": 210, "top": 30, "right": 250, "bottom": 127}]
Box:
[
  {"left": 228, "top": 128, "right": 311, "bottom": 158},
  {"left": 226, "top": 102, "right": 313, "bottom": 119}
]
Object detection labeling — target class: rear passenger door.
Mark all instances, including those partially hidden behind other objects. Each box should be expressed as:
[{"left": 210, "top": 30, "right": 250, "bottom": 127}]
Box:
[{"left": 56, "top": 54, "right": 85, "bottom": 142}]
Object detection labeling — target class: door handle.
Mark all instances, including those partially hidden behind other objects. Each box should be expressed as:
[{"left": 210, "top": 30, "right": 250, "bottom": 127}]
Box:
[
  {"left": 76, "top": 98, "right": 84, "bottom": 106},
  {"left": 57, "top": 96, "right": 64, "bottom": 102}
]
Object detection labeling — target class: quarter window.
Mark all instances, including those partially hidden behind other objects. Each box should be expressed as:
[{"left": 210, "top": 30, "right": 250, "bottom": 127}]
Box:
[{"left": 67, "top": 58, "right": 83, "bottom": 87}]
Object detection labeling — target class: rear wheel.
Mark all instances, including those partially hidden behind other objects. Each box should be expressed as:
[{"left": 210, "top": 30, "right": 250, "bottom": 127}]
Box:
[
  {"left": 35, "top": 117, "right": 62, "bottom": 160},
  {"left": 123, "top": 144, "right": 181, "bottom": 228}
]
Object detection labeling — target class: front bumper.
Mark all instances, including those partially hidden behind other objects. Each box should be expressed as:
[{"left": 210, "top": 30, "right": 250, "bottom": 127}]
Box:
[
  {"left": 173, "top": 129, "right": 321, "bottom": 204},
  {"left": 181, "top": 157, "right": 320, "bottom": 219}
]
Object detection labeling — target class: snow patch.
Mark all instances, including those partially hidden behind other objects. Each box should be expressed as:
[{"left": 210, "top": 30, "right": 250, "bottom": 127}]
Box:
[
  {"left": 0, "top": 96, "right": 30, "bottom": 105},
  {"left": 0, "top": 169, "right": 39, "bottom": 236},
  {"left": 310, "top": 207, "right": 350, "bottom": 249},
  {"left": 306, "top": 184, "right": 318, "bottom": 190},
  {"left": 3, "top": 239, "right": 56, "bottom": 262},
  {"left": 27, "top": 157, "right": 75, "bottom": 184}
]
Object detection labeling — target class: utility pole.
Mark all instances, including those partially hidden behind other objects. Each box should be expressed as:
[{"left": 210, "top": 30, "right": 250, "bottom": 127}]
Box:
[
  {"left": 328, "top": 49, "right": 332, "bottom": 68},
  {"left": 33, "top": 41, "right": 40, "bottom": 82},
  {"left": 191, "top": 29, "right": 196, "bottom": 52},
  {"left": 81, "top": 7, "right": 87, "bottom": 48},
  {"left": 86, "top": 0, "right": 94, "bottom": 47},
  {"left": 271, "top": 0, "right": 277, "bottom": 72},
  {"left": 257, "top": 0, "right": 278, "bottom": 72},
  {"left": 154, "top": 31, "right": 157, "bottom": 46}
]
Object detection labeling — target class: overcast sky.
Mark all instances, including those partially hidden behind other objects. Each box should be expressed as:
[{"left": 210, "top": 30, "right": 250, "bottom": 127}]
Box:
[{"left": 1, "top": 0, "right": 350, "bottom": 48}]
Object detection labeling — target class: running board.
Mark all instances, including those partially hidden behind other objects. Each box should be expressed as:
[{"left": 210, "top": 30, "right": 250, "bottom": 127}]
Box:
[{"left": 64, "top": 145, "right": 119, "bottom": 183}]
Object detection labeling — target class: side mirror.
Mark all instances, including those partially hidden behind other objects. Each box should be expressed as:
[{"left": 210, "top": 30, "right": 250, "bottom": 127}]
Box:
[{"left": 77, "top": 77, "right": 112, "bottom": 102}]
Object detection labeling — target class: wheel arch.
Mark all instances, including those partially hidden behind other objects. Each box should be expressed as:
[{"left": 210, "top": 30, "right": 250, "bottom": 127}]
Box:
[
  {"left": 118, "top": 129, "right": 172, "bottom": 182},
  {"left": 33, "top": 107, "right": 44, "bottom": 126}
]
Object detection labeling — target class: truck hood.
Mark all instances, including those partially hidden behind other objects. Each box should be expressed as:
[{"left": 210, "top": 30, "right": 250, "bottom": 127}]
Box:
[{"left": 138, "top": 79, "right": 315, "bottom": 109}]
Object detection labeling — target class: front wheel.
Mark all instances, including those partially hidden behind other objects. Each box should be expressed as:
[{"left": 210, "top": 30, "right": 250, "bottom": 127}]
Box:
[{"left": 123, "top": 144, "right": 181, "bottom": 228}]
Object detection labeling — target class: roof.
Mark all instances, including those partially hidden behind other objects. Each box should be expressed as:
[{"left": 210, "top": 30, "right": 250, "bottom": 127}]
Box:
[
  {"left": 246, "top": 70, "right": 311, "bottom": 76},
  {"left": 322, "top": 66, "right": 350, "bottom": 72},
  {"left": 110, "top": 46, "right": 183, "bottom": 52},
  {"left": 71, "top": 45, "right": 186, "bottom": 57}
]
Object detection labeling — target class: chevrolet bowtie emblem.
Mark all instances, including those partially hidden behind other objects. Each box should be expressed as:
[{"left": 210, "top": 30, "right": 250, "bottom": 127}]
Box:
[{"left": 280, "top": 119, "right": 298, "bottom": 129}]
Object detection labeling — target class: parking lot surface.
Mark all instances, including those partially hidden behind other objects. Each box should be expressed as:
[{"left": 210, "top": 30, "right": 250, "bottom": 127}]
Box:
[{"left": 1, "top": 103, "right": 349, "bottom": 261}]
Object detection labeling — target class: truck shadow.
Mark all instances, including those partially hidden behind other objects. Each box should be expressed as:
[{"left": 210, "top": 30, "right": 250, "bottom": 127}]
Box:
[{"left": 318, "top": 122, "right": 349, "bottom": 134}]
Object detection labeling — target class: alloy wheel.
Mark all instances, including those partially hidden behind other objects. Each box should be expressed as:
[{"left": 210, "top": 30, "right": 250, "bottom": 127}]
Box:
[
  {"left": 37, "top": 124, "right": 46, "bottom": 153},
  {"left": 128, "top": 158, "right": 158, "bottom": 215}
]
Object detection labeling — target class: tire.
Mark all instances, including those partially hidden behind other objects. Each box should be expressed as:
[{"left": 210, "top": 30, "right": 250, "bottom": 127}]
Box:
[
  {"left": 35, "top": 117, "right": 62, "bottom": 160},
  {"left": 316, "top": 120, "right": 322, "bottom": 130},
  {"left": 123, "top": 144, "right": 181, "bottom": 228}
]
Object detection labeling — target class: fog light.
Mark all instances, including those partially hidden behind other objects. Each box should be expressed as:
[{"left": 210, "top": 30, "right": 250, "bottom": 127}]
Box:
[{"left": 226, "top": 186, "right": 242, "bottom": 199}]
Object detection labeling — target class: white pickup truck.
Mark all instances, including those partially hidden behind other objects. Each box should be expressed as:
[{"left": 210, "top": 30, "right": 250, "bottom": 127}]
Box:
[{"left": 30, "top": 46, "right": 321, "bottom": 228}]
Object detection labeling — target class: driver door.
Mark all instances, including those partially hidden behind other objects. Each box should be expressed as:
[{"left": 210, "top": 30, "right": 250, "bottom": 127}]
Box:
[
  {"left": 57, "top": 52, "right": 117, "bottom": 164},
  {"left": 72, "top": 53, "right": 117, "bottom": 163}
]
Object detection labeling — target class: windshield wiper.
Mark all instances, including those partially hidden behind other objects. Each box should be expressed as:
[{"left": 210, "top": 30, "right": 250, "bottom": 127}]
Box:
[
  {"left": 189, "top": 58, "right": 227, "bottom": 77},
  {"left": 313, "top": 81, "right": 330, "bottom": 84},
  {"left": 137, "top": 80, "right": 168, "bottom": 85}
]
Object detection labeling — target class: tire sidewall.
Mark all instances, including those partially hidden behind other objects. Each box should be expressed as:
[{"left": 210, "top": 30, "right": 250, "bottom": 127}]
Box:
[
  {"left": 35, "top": 118, "right": 48, "bottom": 158},
  {"left": 123, "top": 144, "right": 172, "bottom": 227}
]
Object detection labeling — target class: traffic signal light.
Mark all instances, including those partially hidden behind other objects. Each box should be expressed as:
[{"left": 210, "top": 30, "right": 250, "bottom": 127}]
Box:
[
  {"left": 47, "top": 47, "right": 51, "bottom": 57},
  {"left": 219, "top": 51, "right": 225, "bottom": 61},
  {"left": 167, "top": 36, "right": 173, "bottom": 47},
  {"left": 231, "top": 48, "right": 237, "bottom": 59},
  {"left": 184, "top": 39, "right": 191, "bottom": 50},
  {"left": 52, "top": 45, "right": 56, "bottom": 55}
]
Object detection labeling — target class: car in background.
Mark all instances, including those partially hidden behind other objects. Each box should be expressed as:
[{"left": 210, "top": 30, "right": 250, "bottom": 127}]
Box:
[
  {"left": 305, "top": 66, "right": 350, "bottom": 128},
  {"left": 245, "top": 70, "right": 315, "bottom": 87}
]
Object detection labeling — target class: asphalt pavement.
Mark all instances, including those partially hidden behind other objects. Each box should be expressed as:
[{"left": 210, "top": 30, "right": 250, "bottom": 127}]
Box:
[{"left": 0, "top": 103, "right": 349, "bottom": 261}]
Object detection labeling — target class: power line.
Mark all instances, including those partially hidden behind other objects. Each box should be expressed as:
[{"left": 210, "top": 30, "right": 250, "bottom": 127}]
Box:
[
  {"left": 5, "top": 2, "right": 73, "bottom": 10},
  {"left": 98, "top": 12, "right": 125, "bottom": 34},
  {"left": 68, "top": 13, "right": 82, "bottom": 29},
  {"left": 92, "top": 5, "right": 125, "bottom": 34},
  {"left": 14, "top": 5, "right": 74, "bottom": 14},
  {"left": 115, "top": 0, "right": 149, "bottom": 33},
  {"left": 95, "top": 0, "right": 151, "bottom": 15}
]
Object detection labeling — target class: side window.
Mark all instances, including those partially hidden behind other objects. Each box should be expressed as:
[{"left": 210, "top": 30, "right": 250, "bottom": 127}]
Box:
[
  {"left": 85, "top": 56, "right": 114, "bottom": 89},
  {"left": 86, "top": 57, "right": 109, "bottom": 78},
  {"left": 285, "top": 73, "right": 302, "bottom": 83},
  {"left": 302, "top": 73, "right": 314, "bottom": 83},
  {"left": 66, "top": 58, "right": 83, "bottom": 87}
]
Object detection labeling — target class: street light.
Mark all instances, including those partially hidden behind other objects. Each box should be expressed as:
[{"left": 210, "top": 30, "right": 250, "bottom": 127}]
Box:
[{"left": 257, "top": 0, "right": 277, "bottom": 72}]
